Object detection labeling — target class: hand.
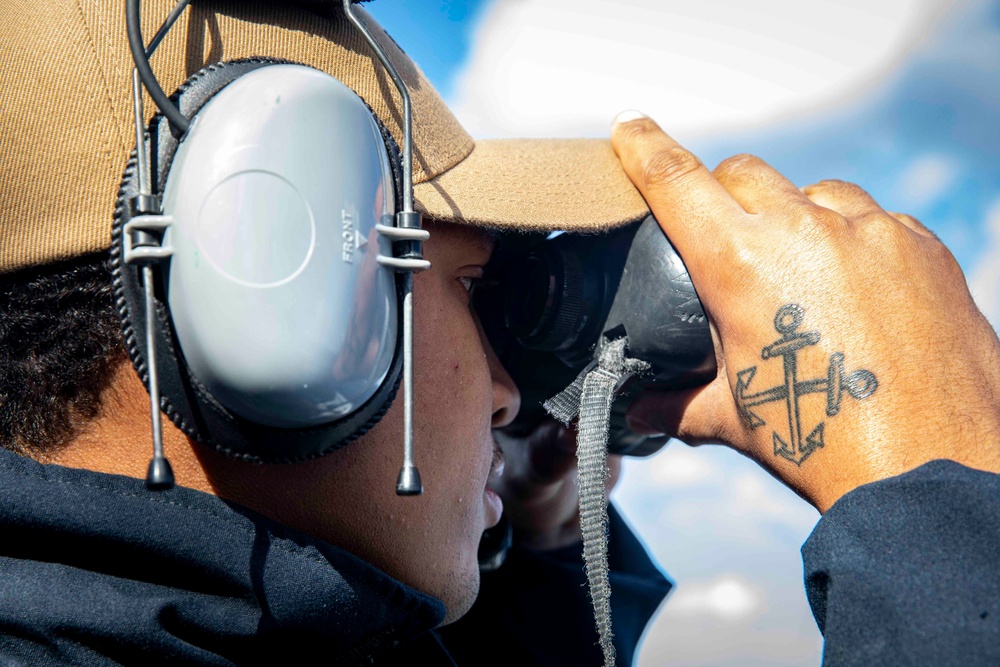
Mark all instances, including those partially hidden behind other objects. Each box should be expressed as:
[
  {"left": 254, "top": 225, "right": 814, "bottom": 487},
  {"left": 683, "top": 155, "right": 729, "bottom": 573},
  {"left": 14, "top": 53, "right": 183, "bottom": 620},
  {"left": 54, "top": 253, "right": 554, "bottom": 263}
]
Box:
[
  {"left": 611, "top": 113, "right": 1000, "bottom": 512},
  {"left": 491, "top": 420, "right": 622, "bottom": 550}
]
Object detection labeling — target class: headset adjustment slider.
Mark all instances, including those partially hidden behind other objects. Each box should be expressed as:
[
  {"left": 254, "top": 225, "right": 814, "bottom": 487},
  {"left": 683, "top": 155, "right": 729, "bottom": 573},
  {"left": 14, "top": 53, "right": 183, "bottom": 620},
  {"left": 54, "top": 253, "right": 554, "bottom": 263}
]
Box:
[
  {"left": 376, "top": 212, "right": 431, "bottom": 273},
  {"left": 124, "top": 214, "right": 174, "bottom": 266}
]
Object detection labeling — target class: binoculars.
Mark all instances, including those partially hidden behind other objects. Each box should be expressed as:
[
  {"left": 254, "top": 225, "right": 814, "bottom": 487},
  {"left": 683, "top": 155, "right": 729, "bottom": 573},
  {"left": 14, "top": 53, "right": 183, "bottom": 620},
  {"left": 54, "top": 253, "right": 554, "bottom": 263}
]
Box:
[{"left": 476, "top": 215, "right": 717, "bottom": 457}]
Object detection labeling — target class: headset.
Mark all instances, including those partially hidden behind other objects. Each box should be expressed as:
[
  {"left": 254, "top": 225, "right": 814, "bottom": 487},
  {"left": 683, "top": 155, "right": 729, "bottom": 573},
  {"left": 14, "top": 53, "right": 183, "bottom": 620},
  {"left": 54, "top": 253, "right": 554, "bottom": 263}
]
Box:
[{"left": 113, "top": 0, "right": 427, "bottom": 494}]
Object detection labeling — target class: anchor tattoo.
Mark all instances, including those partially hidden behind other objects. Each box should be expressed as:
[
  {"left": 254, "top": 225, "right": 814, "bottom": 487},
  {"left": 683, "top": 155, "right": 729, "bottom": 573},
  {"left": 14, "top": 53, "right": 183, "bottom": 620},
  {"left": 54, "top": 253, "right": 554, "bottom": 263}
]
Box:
[{"left": 736, "top": 304, "right": 878, "bottom": 465}]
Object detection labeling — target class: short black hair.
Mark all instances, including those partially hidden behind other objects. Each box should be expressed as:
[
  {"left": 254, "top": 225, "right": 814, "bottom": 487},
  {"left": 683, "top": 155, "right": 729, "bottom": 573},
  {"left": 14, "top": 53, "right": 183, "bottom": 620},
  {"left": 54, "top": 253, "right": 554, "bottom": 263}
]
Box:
[{"left": 0, "top": 252, "right": 126, "bottom": 457}]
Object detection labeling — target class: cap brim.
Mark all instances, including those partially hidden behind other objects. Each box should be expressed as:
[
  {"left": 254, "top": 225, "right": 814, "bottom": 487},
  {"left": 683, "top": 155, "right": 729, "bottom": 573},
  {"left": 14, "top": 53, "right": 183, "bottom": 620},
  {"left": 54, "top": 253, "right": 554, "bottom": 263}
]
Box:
[{"left": 414, "top": 139, "right": 650, "bottom": 233}]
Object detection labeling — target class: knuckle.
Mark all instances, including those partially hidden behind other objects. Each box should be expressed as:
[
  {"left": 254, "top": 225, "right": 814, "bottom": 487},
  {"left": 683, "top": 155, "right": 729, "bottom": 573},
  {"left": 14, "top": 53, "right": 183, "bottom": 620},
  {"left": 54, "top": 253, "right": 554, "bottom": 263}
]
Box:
[
  {"left": 788, "top": 207, "right": 847, "bottom": 251},
  {"left": 713, "top": 153, "right": 763, "bottom": 181},
  {"left": 856, "top": 211, "right": 907, "bottom": 241},
  {"left": 615, "top": 117, "right": 660, "bottom": 143},
  {"left": 804, "top": 179, "right": 879, "bottom": 211},
  {"left": 798, "top": 206, "right": 847, "bottom": 231},
  {"left": 925, "top": 233, "right": 961, "bottom": 267},
  {"left": 853, "top": 212, "right": 916, "bottom": 258},
  {"left": 803, "top": 179, "right": 869, "bottom": 204},
  {"left": 804, "top": 178, "right": 850, "bottom": 193},
  {"left": 639, "top": 146, "right": 704, "bottom": 189},
  {"left": 895, "top": 212, "right": 938, "bottom": 238},
  {"left": 722, "top": 237, "right": 766, "bottom": 284}
]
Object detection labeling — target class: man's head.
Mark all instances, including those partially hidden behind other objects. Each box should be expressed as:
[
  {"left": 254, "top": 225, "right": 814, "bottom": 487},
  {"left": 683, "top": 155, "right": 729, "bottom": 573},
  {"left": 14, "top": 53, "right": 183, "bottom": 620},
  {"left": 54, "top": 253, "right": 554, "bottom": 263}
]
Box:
[
  {"left": 0, "top": 0, "right": 647, "bottom": 622},
  {"left": 0, "top": 221, "right": 517, "bottom": 622}
]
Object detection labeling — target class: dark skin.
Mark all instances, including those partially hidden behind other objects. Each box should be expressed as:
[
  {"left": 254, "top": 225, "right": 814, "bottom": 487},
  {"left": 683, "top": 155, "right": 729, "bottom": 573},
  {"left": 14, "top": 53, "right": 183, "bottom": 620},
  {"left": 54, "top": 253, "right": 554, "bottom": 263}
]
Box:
[
  {"left": 43, "top": 115, "right": 1000, "bottom": 633},
  {"left": 47, "top": 221, "right": 526, "bottom": 624},
  {"left": 613, "top": 113, "right": 1000, "bottom": 512}
]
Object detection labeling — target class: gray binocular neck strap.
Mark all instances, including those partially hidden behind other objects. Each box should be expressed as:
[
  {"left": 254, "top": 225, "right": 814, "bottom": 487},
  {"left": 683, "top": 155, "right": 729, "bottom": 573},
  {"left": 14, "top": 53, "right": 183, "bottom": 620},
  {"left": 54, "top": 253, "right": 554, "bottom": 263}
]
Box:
[{"left": 544, "top": 337, "right": 649, "bottom": 667}]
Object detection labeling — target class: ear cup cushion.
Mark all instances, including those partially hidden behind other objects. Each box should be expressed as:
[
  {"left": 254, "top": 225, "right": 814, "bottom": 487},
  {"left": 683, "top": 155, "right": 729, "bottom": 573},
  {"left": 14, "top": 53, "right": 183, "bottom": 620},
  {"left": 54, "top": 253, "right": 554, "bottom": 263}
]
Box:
[{"left": 112, "top": 58, "right": 406, "bottom": 464}]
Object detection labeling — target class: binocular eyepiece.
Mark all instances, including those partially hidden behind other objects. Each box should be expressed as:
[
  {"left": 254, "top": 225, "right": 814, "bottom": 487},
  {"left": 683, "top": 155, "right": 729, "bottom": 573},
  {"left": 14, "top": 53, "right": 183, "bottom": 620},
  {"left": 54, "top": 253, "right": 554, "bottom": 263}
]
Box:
[{"left": 476, "top": 215, "right": 717, "bottom": 456}]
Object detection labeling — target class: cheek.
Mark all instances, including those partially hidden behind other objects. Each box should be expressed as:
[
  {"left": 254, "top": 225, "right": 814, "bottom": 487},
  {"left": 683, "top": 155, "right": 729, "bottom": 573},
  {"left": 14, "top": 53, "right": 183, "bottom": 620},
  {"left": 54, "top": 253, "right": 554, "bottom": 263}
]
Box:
[
  {"left": 412, "top": 283, "right": 493, "bottom": 442},
  {"left": 401, "top": 280, "right": 494, "bottom": 591}
]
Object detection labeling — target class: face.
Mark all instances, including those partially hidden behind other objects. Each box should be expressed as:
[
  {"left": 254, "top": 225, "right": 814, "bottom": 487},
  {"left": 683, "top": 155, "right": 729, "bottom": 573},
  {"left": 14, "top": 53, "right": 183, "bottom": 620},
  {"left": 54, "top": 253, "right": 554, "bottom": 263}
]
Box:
[{"left": 198, "top": 221, "right": 520, "bottom": 624}]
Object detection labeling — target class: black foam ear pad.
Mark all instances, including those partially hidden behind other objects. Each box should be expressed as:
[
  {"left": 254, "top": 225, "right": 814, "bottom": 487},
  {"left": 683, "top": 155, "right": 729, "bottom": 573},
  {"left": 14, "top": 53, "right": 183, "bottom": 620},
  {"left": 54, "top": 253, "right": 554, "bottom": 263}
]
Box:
[{"left": 112, "top": 59, "right": 405, "bottom": 463}]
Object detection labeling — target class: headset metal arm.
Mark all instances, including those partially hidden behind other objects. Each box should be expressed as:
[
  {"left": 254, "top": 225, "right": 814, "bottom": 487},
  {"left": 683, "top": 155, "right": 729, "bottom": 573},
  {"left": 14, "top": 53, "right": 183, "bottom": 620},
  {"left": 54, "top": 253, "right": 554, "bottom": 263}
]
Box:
[
  {"left": 127, "top": 0, "right": 193, "bottom": 490},
  {"left": 342, "top": 0, "right": 416, "bottom": 214},
  {"left": 344, "top": 0, "right": 429, "bottom": 496}
]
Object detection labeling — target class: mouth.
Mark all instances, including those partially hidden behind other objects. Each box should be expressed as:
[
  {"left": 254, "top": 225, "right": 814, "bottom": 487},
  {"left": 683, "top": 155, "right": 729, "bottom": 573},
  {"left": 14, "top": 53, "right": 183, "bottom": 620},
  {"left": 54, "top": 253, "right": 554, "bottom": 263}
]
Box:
[
  {"left": 487, "top": 439, "right": 505, "bottom": 485},
  {"left": 483, "top": 439, "right": 505, "bottom": 527}
]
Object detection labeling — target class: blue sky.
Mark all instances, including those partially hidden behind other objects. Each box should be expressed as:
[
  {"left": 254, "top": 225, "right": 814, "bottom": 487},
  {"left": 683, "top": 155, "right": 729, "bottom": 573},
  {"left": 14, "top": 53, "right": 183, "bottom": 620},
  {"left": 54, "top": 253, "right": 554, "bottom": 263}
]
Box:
[
  {"left": 368, "top": 1, "right": 999, "bottom": 664},
  {"left": 694, "top": 0, "right": 1000, "bottom": 272},
  {"left": 366, "top": 0, "right": 490, "bottom": 101},
  {"left": 369, "top": 0, "right": 1000, "bottom": 323}
]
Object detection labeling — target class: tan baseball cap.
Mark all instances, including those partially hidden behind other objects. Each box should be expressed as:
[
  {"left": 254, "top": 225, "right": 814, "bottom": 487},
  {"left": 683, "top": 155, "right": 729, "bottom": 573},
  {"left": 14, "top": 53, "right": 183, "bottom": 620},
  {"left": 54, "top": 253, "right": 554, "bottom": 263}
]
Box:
[{"left": 0, "top": 0, "right": 650, "bottom": 274}]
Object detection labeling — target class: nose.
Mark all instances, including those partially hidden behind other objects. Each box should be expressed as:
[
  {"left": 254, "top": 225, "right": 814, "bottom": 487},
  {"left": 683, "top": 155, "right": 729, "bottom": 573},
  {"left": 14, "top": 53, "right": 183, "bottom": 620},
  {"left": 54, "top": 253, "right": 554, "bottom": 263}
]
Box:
[{"left": 478, "top": 321, "right": 521, "bottom": 428}]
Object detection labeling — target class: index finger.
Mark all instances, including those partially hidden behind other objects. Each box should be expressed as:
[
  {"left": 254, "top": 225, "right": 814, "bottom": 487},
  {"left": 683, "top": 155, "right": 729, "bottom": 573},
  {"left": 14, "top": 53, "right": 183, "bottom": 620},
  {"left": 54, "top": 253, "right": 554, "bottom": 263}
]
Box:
[{"left": 611, "top": 112, "right": 745, "bottom": 267}]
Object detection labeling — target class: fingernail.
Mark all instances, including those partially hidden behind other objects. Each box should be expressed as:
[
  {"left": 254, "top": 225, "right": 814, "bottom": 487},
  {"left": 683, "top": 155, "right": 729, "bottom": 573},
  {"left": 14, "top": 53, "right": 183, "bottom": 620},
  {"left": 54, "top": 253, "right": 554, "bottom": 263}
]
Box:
[{"left": 613, "top": 109, "right": 647, "bottom": 126}]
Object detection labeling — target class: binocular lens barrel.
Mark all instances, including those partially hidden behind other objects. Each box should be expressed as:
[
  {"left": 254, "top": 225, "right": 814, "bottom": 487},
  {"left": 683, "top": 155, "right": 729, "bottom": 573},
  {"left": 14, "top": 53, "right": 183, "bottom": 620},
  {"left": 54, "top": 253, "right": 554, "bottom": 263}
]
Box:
[{"left": 502, "top": 236, "right": 624, "bottom": 361}]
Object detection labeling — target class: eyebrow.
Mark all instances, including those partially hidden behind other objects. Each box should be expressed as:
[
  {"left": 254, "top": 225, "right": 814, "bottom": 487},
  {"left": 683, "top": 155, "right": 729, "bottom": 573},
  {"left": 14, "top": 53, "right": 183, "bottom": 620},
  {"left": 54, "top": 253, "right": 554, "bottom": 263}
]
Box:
[
  {"left": 424, "top": 217, "right": 498, "bottom": 258},
  {"left": 469, "top": 228, "right": 498, "bottom": 256}
]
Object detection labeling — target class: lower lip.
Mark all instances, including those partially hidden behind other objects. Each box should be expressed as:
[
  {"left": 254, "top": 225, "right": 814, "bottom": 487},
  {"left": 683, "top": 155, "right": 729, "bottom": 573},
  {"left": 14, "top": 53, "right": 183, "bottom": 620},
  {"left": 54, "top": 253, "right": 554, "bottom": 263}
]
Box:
[{"left": 483, "top": 487, "right": 503, "bottom": 528}]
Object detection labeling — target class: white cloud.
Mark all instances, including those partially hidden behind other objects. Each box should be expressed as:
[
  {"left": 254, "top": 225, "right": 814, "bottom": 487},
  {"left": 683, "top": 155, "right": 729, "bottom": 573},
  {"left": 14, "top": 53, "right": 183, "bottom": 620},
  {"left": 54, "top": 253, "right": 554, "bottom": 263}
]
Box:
[
  {"left": 648, "top": 464, "right": 817, "bottom": 550},
  {"left": 648, "top": 440, "right": 715, "bottom": 485},
  {"left": 451, "top": 0, "right": 948, "bottom": 140},
  {"left": 892, "top": 154, "right": 961, "bottom": 210},
  {"left": 635, "top": 559, "right": 823, "bottom": 666},
  {"left": 728, "top": 471, "right": 796, "bottom": 518},
  {"left": 663, "top": 574, "right": 765, "bottom": 620},
  {"left": 969, "top": 198, "right": 1000, "bottom": 331},
  {"left": 615, "top": 444, "right": 823, "bottom": 664}
]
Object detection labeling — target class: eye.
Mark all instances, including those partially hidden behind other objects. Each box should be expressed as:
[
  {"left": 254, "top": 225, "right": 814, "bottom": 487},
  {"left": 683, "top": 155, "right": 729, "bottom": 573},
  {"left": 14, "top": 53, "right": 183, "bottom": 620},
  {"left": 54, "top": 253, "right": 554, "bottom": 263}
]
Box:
[
  {"left": 456, "top": 267, "right": 486, "bottom": 302},
  {"left": 458, "top": 276, "right": 476, "bottom": 294}
]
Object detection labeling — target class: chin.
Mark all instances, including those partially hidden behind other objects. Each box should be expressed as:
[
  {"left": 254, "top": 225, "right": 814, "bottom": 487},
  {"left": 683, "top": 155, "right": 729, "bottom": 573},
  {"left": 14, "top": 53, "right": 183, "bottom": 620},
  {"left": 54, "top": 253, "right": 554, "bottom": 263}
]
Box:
[{"left": 437, "top": 551, "right": 483, "bottom": 626}]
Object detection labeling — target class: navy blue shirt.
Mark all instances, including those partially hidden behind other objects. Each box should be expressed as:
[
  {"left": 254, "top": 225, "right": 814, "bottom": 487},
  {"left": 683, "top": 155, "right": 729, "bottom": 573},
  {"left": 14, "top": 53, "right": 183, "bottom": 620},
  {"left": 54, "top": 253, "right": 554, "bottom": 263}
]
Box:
[
  {"left": 1, "top": 446, "right": 996, "bottom": 665},
  {"left": 0, "top": 447, "right": 446, "bottom": 665},
  {"left": 440, "top": 504, "right": 671, "bottom": 666},
  {"left": 0, "top": 448, "right": 664, "bottom": 666},
  {"left": 803, "top": 459, "right": 1000, "bottom": 666}
]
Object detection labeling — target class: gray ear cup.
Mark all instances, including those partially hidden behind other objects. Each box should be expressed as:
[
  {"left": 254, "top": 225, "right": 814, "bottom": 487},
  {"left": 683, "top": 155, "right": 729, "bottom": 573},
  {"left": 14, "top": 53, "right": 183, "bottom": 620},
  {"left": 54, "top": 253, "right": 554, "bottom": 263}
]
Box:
[{"left": 112, "top": 59, "right": 405, "bottom": 463}]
